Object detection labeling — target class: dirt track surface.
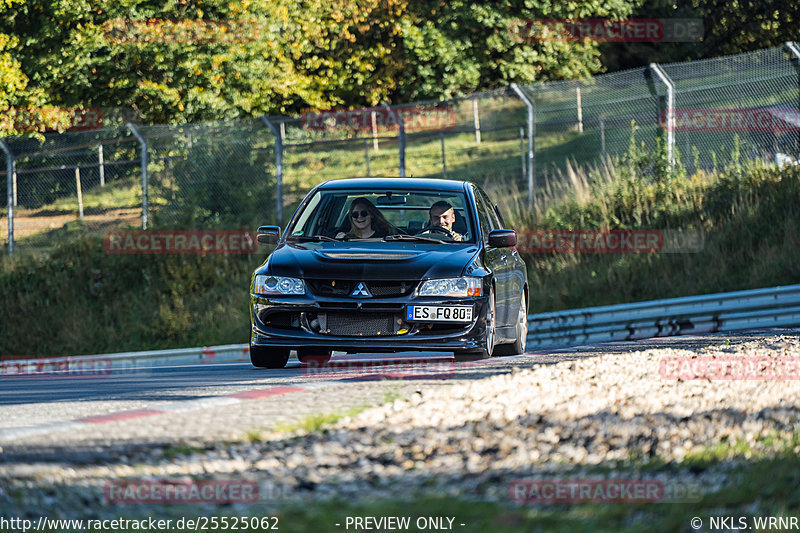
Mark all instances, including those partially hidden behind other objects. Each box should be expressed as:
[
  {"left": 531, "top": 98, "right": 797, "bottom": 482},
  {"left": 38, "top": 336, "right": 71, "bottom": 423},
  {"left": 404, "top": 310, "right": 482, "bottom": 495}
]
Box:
[{"left": 1, "top": 207, "right": 139, "bottom": 243}]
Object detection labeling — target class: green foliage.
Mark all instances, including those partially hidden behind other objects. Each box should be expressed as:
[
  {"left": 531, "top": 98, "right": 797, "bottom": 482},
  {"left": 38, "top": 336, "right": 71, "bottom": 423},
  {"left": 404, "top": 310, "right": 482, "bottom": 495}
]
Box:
[
  {"left": 601, "top": 0, "right": 800, "bottom": 71},
  {"left": 1, "top": 155, "right": 798, "bottom": 355},
  {"left": 399, "top": 0, "right": 634, "bottom": 101},
  {"left": 0, "top": 0, "right": 637, "bottom": 124},
  {"left": 506, "top": 152, "right": 800, "bottom": 311},
  {"left": 0, "top": 232, "right": 260, "bottom": 355},
  {"left": 151, "top": 137, "right": 274, "bottom": 228}
]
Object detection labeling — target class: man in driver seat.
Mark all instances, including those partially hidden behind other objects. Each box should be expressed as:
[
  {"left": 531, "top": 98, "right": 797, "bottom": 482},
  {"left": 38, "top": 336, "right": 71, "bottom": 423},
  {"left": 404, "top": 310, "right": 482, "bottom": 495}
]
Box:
[{"left": 428, "top": 201, "right": 463, "bottom": 241}]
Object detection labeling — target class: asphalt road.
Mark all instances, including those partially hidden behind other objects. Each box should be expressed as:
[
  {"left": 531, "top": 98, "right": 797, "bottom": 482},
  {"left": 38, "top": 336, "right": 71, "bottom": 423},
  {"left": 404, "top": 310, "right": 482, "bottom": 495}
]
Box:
[
  {"left": 0, "top": 332, "right": 752, "bottom": 405},
  {"left": 0, "top": 330, "right": 785, "bottom": 465}
]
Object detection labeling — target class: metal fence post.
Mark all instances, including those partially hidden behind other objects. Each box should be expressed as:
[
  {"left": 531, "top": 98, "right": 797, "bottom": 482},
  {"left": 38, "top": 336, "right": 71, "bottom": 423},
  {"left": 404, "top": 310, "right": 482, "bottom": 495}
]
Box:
[
  {"left": 576, "top": 87, "right": 584, "bottom": 133},
  {"left": 599, "top": 118, "right": 606, "bottom": 159},
  {"left": 98, "top": 144, "right": 105, "bottom": 186},
  {"left": 0, "top": 139, "right": 14, "bottom": 255},
  {"left": 519, "top": 126, "right": 526, "bottom": 183},
  {"left": 11, "top": 160, "right": 16, "bottom": 207},
  {"left": 511, "top": 83, "right": 536, "bottom": 208},
  {"left": 371, "top": 110, "right": 379, "bottom": 152},
  {"left": 398, "top": 121, "right": 406, "bottom": 178},
  {"left": 364, "top": 139, "right": 371, "bottom": 177},
  {"left": 440, "top": 132, "right": 447, "bottom": 179},
  {"left": 388, "top": 105, "right": 405, "bottom": 178},
  {"left": 75, "top": 167, "right": 84, "bottom": 220},
  {"left": 472, "top": 98, "right": 481, "bottom": 145},
  {"left": 127, "top": 123, "right": 149, "bottom": 230},
  {"left": 260, "top": 116, "right": 284, "bottom": 224},
  {"left": 785, "top": 42, "right": 800, "bottom": 155},
  {"left": 648, "top": 63, "right": 676, "bottom": 167}
]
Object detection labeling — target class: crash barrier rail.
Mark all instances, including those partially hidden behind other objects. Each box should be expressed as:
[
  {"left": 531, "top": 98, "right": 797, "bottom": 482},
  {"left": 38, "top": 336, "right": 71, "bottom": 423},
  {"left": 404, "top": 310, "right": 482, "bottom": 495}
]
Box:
[
  {"left": 4, "top": 284, "right": 799, "bottom": 372},
  {"left": 526, "top": 283, "right": 800, "bottom": 349},
  {"left": 0, "top": 343, "right": 251, "bottom": 376}
]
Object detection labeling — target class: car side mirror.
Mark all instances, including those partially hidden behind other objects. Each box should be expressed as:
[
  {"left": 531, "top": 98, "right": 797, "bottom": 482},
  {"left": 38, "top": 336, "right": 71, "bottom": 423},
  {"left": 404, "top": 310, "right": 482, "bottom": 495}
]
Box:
[
  {"left": 257, "top": 225, "right": 281, "bottom": 244},
  {"left": 488, "top": 229, "right": 516, "bottom": 248}
]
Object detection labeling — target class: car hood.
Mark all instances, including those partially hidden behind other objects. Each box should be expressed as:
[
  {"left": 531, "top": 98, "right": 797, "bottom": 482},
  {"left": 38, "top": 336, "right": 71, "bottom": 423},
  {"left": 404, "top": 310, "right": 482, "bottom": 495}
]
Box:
[{"left": 259, "top": 242, "right": 480, "bottom": 280}]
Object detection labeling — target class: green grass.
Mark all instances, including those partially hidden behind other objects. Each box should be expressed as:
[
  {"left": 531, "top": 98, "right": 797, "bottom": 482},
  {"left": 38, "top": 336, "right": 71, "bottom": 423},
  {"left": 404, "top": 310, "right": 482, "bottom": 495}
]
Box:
[
  {"left": 271, "top": 405, "right": 371, "bottom": 434},
  {"left": 1, "top": 127, "right": 799, "bottom": 356},
  {"left": 0, "top": 236, "right": 257, "bottom": 356},
  {"left": 162, "top": 445, "right": 208, "bottom": 459},
  {"left": 496, "top": 148, "right": 800, "bottom": 311},
  {"left": 36, "top": 176, "right": 141, "bottom": 215},
  {"left": 245, "top": 429, "right": 800, "bottom": 532},
  {"left": 9, "top": 439, "right": 796, "bottom": 532}
]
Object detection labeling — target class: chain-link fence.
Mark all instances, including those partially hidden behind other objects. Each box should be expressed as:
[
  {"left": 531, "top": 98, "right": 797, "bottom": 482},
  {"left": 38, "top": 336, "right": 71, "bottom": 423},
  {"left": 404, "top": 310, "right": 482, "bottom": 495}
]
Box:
[{"left": 3, "top": 43, "right": 800, "bottom": 255}]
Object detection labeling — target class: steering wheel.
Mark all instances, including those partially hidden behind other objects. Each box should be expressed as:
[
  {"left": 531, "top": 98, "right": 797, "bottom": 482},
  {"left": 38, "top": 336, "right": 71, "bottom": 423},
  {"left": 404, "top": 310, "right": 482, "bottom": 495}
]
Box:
[{"left": 415, "top": 226, "right": 455, "bottom": 239}]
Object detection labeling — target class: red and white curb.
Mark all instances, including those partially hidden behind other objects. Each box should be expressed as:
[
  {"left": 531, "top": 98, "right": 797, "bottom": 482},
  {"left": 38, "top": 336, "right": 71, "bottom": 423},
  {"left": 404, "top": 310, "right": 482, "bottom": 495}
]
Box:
[
  {"left": 0, "top": 351, "right": 544, "bottom": 443},
  {"left": 0, "top": 385, "right": 317, "bottom": 443}
]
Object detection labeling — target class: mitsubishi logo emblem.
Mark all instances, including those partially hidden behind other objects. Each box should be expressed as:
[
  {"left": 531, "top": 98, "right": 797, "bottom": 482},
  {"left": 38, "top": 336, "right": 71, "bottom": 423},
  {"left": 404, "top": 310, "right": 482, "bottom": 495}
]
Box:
[{"left": 351, "top": 282, "right": 372, "bottom": 298}]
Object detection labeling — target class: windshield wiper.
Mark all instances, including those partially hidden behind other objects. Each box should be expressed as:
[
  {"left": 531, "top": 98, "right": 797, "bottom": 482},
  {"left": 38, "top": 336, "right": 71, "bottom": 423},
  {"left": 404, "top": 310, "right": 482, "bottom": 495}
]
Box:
[
  {"left": 383, "top": 234, "right": 443, "bottom": 244},
  {"left": 286, "top": 235, "right": 339, "bottom": 242}
]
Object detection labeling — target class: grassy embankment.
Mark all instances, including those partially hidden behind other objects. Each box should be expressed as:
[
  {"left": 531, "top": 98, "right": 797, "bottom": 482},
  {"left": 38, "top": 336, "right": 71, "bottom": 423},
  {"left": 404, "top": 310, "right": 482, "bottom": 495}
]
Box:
[{"left": 0, "top": 130, "right": 798, "bottom": 356}]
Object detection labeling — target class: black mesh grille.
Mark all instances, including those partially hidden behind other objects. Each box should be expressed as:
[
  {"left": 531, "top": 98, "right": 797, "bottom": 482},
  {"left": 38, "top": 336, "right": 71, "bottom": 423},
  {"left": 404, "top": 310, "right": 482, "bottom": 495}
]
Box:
[
  {"left": 307, "top": 280, "right": 417, "bottom": 298},
  {"left": 307, "top": 280, "right": 352, "bottom": 296},
  {"left": 260, "top": 312, "right": 301, "bottom": 330},
  {"left": 325, "top": 312, "right": 398, "bottom": 336}
]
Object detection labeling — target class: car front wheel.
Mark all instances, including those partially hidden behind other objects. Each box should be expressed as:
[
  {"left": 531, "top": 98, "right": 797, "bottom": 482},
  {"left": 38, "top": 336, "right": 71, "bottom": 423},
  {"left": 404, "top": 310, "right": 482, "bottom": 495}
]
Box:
[
  {"left": 495, "top": 290, "right": 527, "bottom": 356},
  {"left": 454, "top": 288, "right": 495, "bottom": 362},
  {"left": 250, "top": 345, "right": 290, "bottom": 369}
]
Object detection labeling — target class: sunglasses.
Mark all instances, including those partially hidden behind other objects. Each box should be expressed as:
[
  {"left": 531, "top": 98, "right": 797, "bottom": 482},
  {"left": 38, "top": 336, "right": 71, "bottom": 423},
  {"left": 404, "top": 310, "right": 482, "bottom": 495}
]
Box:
[{"left": 350, "top": 209, "right": 370, "bottom": 219}]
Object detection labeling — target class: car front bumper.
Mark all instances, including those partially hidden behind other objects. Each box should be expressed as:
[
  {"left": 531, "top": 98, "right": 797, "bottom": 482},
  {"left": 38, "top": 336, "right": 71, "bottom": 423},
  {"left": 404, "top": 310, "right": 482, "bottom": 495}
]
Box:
[{"left": 249, "top": 293, "right": 491, "bottom": 354}]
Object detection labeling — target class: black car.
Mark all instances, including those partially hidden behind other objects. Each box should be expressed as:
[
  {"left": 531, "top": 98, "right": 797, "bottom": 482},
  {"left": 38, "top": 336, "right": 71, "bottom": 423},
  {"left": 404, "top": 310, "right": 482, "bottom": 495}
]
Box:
[{"left": 249, "top": 178, "right": 528, "bottom": 368}]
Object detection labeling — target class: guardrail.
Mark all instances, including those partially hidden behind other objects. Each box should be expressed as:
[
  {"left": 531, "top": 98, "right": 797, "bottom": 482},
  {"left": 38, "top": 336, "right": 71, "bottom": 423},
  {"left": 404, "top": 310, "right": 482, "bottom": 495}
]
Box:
[
  {"left": 4, "top": 285, "right": 798, "bottom": 371},
  {"left": 0, "top": 344, "right": 250, "bottom": 376},
  {"left": 526, "top": 283, "right": 800, "bottom": 349}
]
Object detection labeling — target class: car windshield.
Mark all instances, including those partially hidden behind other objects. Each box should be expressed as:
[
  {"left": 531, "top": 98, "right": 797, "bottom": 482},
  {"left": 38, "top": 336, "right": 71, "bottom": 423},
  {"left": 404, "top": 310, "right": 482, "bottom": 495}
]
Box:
[{"left": 287, "top": 188, "right": 475, "bottom": 243}]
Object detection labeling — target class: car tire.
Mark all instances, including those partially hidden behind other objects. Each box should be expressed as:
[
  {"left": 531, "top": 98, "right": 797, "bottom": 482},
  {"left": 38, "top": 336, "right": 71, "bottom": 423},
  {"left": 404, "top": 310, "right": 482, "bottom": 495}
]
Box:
[
  {"left": 454, "top": 287, "right": 496, "bottom": 362},
  {"left": 494, "top": 290, "right": 528, "bottom": 356},
  {"left": 250, "top": 345, "right": 290, "bottom": 369},
  {"left": 298, "top": 349, "right": 332, "bottom": 365}
]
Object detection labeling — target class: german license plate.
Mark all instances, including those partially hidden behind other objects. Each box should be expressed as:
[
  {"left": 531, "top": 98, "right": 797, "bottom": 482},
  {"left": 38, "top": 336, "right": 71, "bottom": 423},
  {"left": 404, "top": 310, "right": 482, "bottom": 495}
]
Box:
[{"left": 406, "top": 305, "right": 472, "bottom": 322}]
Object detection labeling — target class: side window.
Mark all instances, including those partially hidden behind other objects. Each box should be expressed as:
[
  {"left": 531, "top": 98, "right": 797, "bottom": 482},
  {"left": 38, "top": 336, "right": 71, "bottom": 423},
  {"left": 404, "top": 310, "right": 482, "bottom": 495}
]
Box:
[
  {"left": 476, "top": 189, "right": 502, "bottom": 230},
  {"left": 472, "top": 190, "right": 494, "bottom": 242}
]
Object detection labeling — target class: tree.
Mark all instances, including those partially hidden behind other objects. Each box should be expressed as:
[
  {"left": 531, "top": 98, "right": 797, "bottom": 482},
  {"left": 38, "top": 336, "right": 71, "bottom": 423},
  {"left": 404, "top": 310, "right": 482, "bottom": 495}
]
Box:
[
  {"left": 1, "top": 0, "right": 640, "bottom": 124},
  {"left": 396, "top": 0, "right": 636, "bottom": 101},
  {"left": 600, "top": 0, "right": 800, "bottom": 72}
]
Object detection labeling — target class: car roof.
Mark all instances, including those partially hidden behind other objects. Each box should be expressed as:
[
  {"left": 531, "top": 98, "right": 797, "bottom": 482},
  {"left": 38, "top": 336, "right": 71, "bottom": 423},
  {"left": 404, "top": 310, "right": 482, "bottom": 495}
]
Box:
[{"left": 316, "top": 177, "right": 471, "bottom": 192}]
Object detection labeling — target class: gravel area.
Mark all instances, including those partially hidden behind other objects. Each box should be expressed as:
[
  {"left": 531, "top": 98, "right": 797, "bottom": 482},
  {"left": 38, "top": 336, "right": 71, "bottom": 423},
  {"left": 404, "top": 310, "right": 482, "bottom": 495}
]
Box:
[{"left": 2, "top": 332, "right": 799, "bottom": 520}]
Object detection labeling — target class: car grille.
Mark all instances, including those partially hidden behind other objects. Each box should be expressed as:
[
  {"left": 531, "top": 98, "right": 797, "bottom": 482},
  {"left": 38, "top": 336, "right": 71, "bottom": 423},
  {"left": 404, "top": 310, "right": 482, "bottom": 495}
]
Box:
[
  {"left": 323, "top": 312, "right": 399, "bottom": 336},
  {"left": 259, "top": 311, "right": 301, "bottom": 330},
  {"left": 307, "top": 280, "right": 417, "bottom": 298}
]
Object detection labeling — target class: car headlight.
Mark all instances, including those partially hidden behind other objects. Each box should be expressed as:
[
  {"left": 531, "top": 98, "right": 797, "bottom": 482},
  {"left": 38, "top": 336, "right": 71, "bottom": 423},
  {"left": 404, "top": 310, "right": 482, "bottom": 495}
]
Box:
[
  {"left": 417, "top": 277, "right": 482, "bottom": 297},
  {"left": 254, "top": 275, "right": 306, "bottom": 295}
]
